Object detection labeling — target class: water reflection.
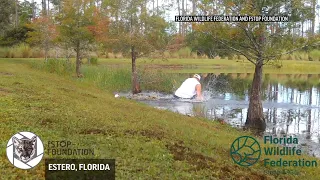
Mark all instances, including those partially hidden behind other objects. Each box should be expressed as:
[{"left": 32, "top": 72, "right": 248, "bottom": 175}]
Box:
[{"left": 138, "top": 73, "right": 320, "bottom": 157}]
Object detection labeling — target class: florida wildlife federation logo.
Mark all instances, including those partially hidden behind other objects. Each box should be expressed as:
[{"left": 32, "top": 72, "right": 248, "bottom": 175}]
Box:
[
  {"left": 6, "top": 132, "right": 44, "bottom": 169},
  {"left": 230, "top": 136, "right": 261, "bottom": 166}
]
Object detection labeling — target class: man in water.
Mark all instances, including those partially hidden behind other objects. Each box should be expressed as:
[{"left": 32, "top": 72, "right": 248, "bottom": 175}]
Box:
[{"left": 174, "top": 74, "right": 204, "bottom": 101}]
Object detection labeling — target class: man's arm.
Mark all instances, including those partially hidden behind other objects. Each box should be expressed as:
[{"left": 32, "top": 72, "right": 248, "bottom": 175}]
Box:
[{"left": 195, "top": 84, "right": 203, "bottom": 100}]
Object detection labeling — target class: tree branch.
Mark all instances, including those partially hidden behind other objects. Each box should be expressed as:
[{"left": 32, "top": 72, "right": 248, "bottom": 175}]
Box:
[
  {"left": 237, "top": 23, "right": 260, "bottom": 53},
  {"left": 215, "top": 38, "right": 257, "bottom": 64}
]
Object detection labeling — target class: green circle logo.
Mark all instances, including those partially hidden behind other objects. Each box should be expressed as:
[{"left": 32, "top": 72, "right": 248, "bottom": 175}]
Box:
[{"left": 230, "top": 136, "right": 261, "bottom": 166}]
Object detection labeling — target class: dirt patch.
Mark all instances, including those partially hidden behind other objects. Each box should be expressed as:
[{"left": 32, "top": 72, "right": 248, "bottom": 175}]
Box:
[
  {"left": 195, "top": 121, "right": 219, "bottom": 131},
  {"left": 140, "top": 129, "right": 164, "bottom": 140},
  {"left": 125, "top": 128, "right": 165, "bottom": 140},
  {"left": 234, "top": 171, "right": 268, "bottom": 180},
  {"left": 79, "top": 128, "right": 117, "bottom": 136},
  {"left": 166, "top": 142, "right": 268, "bottom": 178},
  {"left": 223, "top": 164, "right": 268, "bottom": 179},
  {"left": 80, "top": 128, "right": 106, "bottom": 135},
  {"left": 0, "top": 72, "right": 14, "bottom": 76},
  {"left": 166, "top": 141, "right": 216, "bottom": 171},
  {"left": 0, "top": 88, "right": 11, "bottom": 94},
  {"left": 13, "top": 82, "right": 22, "bottom": 85},
  {"left": 39, "top": 118, "right": 53, "bottom": 126},
  {"left": 81, "top": 93, "right": 97, "bottom": 98},
  {"left": 58, "top": 87, "right": 72, "bottom": 93}
]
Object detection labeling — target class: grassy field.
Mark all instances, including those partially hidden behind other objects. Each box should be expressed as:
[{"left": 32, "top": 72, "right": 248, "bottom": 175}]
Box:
[
  {"left": 5, "top": 57, "right": 320, "bottom": 74},
  {"left": 91, "top": 58, "right": 320, "bottom": 74},
  {"left": 1, "top": 58, "right": 320, "bottom": 179}
]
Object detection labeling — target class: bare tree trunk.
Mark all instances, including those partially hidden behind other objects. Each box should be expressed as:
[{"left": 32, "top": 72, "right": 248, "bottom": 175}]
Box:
[
  {"left": 131, "top": 46, "right": 141, "bottom": 94},
  {"left": 44, "top": 42, "right": 48, "bottom": 62},
  {"left": 245, "top": 62, "right": 266, "bottom": 133},
  {"left": 192, "top": 0, "right": 196, "bottom": 15},
  {"left": 301, "top": 21, "right": 304, "bottom": 37},
  {"left": 76, "top": 41, "right": 81, "bottom": 77},
  {"left": 182, "top": 0, "right": 185, "bottom": 36},
  {"left": 272, "top": 108, "right": 276, "bottom": 134},
  {"left": 312, "top": 0, "right": 316, "bottom": 35},
  {"left": 306, "top": 88, "right": 312, "bottom": 139},
  {"left": 42, "top": 0, "right": 47, "bottom": 15},
  {"left": 15, "top": 0, "right": 18, "bottom": 27},
  {"left": 156, "top": 0, "right": 158, "bottom": 14},
  {"left": 32, "top": 0, "right": 36, "bottom": 19},
  {"left": 48, "top": 0, "right": 50, "bottom": 15},
  {"left": 177, "top": 0, "right": 181, "bottom": 35}
]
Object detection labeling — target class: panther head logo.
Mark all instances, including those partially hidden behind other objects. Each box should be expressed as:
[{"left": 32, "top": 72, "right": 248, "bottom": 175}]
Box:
[{"left": 13, "top": 136, "right": 37, "bottom": 162}]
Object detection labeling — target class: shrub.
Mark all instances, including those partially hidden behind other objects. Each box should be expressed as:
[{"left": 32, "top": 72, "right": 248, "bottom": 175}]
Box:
[
  {"left": 21, "top": 46, "right": 31, "bottom": 58},
  {"left": 171, "top": 52, "right": 179, "bottom": 58},
  {"left": 81, "top": 66, "right": 131, "bottom": 92},
  {"left": 0, "top": 49, "right": 5, "bottom": 58},
  {"left": 9, "top": 50, "right": 15, "bottom": 58},
  {"left": 87, "top": 57, "right": 98, "bottom": 65},
  {"left": 163, "top": 51, "right": 170, "bottom": 58},
  {"left": 3, "top": 48, "right": 11, "bottom": 58},
  {"left": 0, "top": 48, "right": 11, "bottom": 58},
  {"left": 178, "top": 47, "right": 191, "bottom": 58},
  {"left": 227, "top": 55, "right": 234, "bottom": 60},
  {"left": 31, "top": 59, "right": 74, "bottom": 75},
  {"left": 31, "top": 48, "right": 44, "bottom": 58},
  {"left": 114, "top": 53, "right": 123, "bottom": 58},
  {"left": 309, "top": 50, "right": 320, "bottom": 61},
  {"left": 107, "top": 53, "right": 115, "bottom": 58},
  {"left": 139, "top": 68, "right": 184, "bottom": 93},
  {"left": 191, "top": 52, "right": 198, "bottom": 59}
]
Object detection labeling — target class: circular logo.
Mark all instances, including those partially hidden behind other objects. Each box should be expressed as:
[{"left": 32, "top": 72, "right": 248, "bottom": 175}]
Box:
[
  {"left": 230, "top": 136, "right": 261, "bottom": 166},
  {"left": 6, "top": 132, "right": 44, "bottom": 169}
]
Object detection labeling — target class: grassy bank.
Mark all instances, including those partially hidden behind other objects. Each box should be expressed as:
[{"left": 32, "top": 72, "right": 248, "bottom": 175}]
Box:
[
  {"left": 1, "top": 59, "right": 320, "bottom": 179},
  {"left": 96, "top": 58, "right": 320, "bottom": 74},
  {"left": 4, "top": 57, "right": 320, "bottom": 74},
  {"left": 80, "top": 65, "right": 185, "bottom": 93},
  {"left": 29, "top": 59, "right": 186, "bottom": 94}
]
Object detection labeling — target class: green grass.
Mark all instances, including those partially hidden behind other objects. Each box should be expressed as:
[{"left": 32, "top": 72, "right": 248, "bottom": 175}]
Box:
[
  {"left": 5, "top": 57, "right": 320, "bottom": 74},
  {"left": 1, "top": 58, "right": 320, "bottom": 179},
  {"left": 30, "top": 58, "right": 75, "bottom": 76},
  {"left": 80, "top": 65, "right": 132, "bottom": 92},
  {"left": 29, "top": 59, "right": 184, "bottom": 93},
  {"left": 94, "top": 58, "right": 320, "bottom": 74}
]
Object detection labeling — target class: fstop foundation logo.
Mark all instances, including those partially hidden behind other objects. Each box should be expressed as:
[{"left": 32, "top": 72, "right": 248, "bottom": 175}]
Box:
[{"left": 6, "top": 132, "right": 44, "bottom": 169}]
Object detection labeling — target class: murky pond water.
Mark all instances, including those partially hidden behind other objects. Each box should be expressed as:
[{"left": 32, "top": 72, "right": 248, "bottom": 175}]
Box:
[{"left": 122, "top": 73, "right": 320, "bottom": 158}]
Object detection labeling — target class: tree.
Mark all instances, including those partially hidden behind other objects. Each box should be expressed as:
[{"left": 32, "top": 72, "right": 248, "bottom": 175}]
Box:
[
  {"left": 105, "top": 0, "right": 169, "bottom": 94},
  {"left": 56, "top": 0, "right": 109, "bottom": 77},
  {"left": 1, "top": 0, "right": 37, "bottom": 46},
  {"left": 0, "top": 0, "right": 14, "bottom": 35},
  {"left": 51, "top": 0, "right": 62, "bottom": 13},
  {"left": 0, "top": 25, "right": 33, "bottom": 46},
  {"left": 195, "top": 0, "right": 320, "bottom": 132},
  {"left": 19, "top": 0, "right": 36, "bottom": 25},
  {"left": 186, "top": 30, "right": 235, "bottom": 58},
  {"left": 26, "top": 16, "right": 57, "bottom": 61}
]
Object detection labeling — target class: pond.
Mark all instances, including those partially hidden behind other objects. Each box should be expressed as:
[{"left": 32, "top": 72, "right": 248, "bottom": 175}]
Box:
[{"left": 123, "top": 73, "right": 320, "bottom": 158}]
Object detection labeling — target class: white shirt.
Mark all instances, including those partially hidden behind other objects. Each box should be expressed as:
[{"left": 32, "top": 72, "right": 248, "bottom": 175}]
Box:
[{"left": 174, "top": 78, "right": 200, "bottom": 98}]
